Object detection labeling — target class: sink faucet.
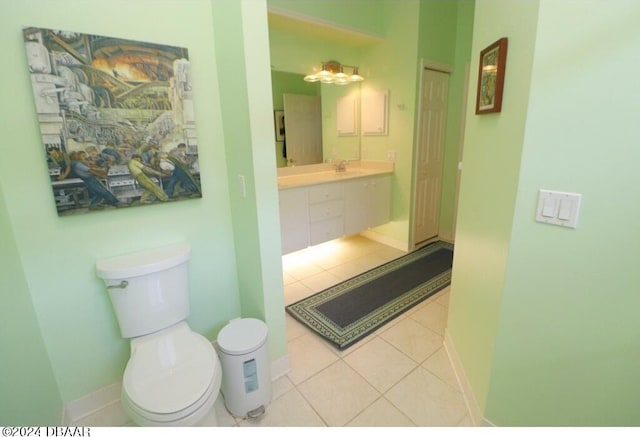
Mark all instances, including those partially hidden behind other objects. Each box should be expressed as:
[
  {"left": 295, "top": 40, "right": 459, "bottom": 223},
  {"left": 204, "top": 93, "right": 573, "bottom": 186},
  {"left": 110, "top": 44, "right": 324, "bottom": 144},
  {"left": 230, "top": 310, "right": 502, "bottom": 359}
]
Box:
[{"left": 334, "top": 159, "right": 348, "bottom": 173}]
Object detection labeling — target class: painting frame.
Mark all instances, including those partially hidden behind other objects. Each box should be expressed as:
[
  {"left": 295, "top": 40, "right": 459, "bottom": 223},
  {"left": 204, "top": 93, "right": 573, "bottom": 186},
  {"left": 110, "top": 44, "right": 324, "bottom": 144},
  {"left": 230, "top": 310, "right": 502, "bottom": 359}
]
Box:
[
  {"left": 274, "top": 110, "right": 285, "bottom": 142},
  {"left": 475, "top": 37, "right": 508, "bottom": 115}
]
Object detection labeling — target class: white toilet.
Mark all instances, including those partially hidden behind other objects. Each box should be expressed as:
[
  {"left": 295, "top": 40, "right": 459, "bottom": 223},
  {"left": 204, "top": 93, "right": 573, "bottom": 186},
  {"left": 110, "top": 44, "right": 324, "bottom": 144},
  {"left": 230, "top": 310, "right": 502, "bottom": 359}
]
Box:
[{"left": 96, "top": 243, "right": 221, "bottom": 426}]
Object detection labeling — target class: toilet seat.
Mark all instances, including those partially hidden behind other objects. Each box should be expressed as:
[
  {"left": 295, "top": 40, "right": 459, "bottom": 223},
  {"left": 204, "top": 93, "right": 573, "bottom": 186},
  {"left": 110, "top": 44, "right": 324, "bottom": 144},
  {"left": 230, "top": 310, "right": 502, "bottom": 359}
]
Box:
[
  {"left": 123, "top": 369, "right": 220, "bottom": 425},
  {"left": 122, "top": 322, "right": 221, "bottom": 425}
]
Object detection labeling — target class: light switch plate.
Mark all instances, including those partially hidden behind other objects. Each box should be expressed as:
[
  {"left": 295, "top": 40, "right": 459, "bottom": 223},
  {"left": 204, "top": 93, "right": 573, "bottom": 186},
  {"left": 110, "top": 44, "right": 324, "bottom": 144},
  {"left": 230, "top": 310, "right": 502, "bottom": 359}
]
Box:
[{"left": 535, "top": 189, "right": 581, "bottom": 228}]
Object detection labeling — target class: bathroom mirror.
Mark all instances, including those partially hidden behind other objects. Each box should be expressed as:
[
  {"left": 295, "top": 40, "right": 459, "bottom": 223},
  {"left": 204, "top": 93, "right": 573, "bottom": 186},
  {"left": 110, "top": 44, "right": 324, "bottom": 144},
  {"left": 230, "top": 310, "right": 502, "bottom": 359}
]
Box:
[
  {"left": 267, "top": 6, "right": 381, "bottom": 169},
  {"left": 272, "top": 70, "right": 361, "bottom": 168}
]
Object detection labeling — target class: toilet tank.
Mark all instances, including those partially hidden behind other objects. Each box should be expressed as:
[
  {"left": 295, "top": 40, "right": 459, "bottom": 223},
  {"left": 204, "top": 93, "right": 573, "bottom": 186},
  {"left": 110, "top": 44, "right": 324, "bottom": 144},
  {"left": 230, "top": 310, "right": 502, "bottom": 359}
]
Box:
[{"left": 96, "top": 243, "right": 191, "bottom": 338}]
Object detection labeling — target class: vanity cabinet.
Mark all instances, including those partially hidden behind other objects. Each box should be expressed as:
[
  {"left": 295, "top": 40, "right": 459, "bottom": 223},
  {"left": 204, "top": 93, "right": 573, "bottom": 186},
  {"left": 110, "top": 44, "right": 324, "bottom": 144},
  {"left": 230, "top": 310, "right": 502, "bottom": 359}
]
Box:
[
  {"left": 344, "top": 174, "right": 391, "bottom": 235},
  {"left": 278, "top": 187, "right": 310, "bottom": 254},
  {"left": 279, "top": 174, "right": 390, "bottom": 255}
]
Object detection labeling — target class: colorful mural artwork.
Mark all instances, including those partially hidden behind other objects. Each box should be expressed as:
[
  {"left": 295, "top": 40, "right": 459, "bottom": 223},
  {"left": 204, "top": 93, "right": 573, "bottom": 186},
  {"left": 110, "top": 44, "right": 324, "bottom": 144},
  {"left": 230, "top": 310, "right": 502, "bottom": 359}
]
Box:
[{"left": 23, "top": 27, "right": 202, "bottom": 215}]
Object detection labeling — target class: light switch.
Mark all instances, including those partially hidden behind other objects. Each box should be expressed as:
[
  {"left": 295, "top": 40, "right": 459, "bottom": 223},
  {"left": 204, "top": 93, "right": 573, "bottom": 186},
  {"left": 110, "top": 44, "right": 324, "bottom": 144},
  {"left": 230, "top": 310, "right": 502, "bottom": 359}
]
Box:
[
  {"left": 542, "top": 197, "right": 557, "bottom": 218},
  {"left": 558, "top": 199, "right": 572, "bottom": 221},
  {"left": 536, "top": 189, "right": 582, "bottom": 228}
]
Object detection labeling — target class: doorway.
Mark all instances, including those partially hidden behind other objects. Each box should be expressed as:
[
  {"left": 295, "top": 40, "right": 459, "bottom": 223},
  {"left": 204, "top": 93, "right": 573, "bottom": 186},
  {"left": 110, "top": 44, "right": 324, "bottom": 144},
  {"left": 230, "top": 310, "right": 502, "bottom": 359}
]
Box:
[{"left": 412, "top": 67, "right": 450, "bottom": 246}]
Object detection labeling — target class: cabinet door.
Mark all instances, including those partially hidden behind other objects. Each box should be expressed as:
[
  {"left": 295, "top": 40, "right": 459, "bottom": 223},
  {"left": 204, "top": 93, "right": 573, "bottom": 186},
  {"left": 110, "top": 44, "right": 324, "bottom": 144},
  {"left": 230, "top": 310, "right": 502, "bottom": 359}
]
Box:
[
  {"left": 278, "top": 187, "right": 309, "bottom": 254},
  {"left": 368, "top": 175, "right": 391, "bottom": 228},
  {"left": 344, "top": 175, "right": 391, "bottom": 235},
  {"left": 336, "top": 94, "right": 358, "bottom": 136},
  {"left": 361, "top": 89, "right": 388, "bottom": 135},
  {"left": 344, "top": 179, "right": 368, "bottom": 236}
]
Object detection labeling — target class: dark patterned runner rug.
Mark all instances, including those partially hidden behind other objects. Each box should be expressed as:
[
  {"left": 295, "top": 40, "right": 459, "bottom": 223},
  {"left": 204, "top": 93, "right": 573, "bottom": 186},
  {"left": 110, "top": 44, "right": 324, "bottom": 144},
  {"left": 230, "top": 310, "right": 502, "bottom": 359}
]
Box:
[{"left": 286, "top": 241, "right": 453, "bottom": 350}]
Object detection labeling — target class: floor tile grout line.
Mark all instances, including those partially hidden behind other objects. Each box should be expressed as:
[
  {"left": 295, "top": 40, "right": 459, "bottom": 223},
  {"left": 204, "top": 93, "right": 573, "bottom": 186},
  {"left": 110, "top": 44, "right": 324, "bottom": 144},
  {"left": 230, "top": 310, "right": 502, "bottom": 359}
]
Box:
[{"left": 379, "top": 393, "right": 420, "bottom": 427}]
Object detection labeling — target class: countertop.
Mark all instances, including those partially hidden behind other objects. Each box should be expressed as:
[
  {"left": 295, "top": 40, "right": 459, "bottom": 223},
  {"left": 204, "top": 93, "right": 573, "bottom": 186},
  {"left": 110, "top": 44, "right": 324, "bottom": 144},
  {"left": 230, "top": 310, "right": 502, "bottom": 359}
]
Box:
[{"left": 277, "top": 161, "right": 394, "bottom": 189}]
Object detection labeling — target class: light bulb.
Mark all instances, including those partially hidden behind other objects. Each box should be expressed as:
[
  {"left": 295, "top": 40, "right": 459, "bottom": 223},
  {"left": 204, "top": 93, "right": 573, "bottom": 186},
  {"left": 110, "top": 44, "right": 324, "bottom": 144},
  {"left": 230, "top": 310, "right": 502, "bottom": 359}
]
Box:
[
  {"left": 350, "top": 67, "right": 364, "bottom": 82},
  {"left": 335, "top": 66, "right": 347, "bottom": 80}
]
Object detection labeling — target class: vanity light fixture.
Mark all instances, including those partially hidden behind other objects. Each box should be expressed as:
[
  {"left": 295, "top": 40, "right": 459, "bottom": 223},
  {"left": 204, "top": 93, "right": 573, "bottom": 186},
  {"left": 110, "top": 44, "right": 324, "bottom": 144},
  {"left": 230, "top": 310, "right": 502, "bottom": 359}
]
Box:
[{"left": 304, "top": 60, "right": 364, "bottom": 85}]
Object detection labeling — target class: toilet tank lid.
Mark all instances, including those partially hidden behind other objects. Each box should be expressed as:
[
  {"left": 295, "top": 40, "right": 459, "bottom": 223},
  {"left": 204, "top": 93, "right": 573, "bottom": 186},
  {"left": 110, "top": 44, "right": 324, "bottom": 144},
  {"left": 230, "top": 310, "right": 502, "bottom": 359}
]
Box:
[{"left": 96, "top": 243, "right": 191, "bottom": 280}]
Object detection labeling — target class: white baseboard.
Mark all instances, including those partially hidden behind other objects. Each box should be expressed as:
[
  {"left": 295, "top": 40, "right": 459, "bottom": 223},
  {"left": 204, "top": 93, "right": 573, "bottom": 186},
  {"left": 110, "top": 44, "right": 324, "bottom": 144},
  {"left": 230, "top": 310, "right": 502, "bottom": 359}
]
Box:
[
  {"left": 443, "top": 328, "right": 494, "bottom": 427},
  {"left": 62, "top": 381, "right": 121, "bottom": 425},
  {"left": 270, "top": 353, "right": 291, "bottom": 381}
]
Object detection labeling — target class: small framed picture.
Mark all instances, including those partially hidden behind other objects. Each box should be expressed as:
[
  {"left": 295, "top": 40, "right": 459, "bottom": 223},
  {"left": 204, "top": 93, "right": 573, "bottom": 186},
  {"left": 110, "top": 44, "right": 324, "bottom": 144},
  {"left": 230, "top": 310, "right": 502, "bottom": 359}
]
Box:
[
  {"left": 274, "top": 110, "right": 285, "bottom": 141},
  {"left": 476, "top": 37, "right": 508, "bottom": 114}
]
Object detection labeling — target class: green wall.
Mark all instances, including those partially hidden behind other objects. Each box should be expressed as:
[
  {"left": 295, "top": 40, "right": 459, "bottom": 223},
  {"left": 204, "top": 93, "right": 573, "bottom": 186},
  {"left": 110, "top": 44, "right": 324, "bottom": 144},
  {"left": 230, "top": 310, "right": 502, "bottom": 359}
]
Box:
[
  {"left": 449, "top": 0, "right": 640, "bottom": 425},
  {"left": 0, "top": 0, "right": 285, "bottom": 419},
  {"left": 418, "top": 0, "right": 460, "bottom": 64},
  {"left": 448, "top": 0, "right": 539, "bottom": 413},
  {"left": 0, "top": 184, "right": 62, "bottom": 425},
  {"left": 272, "top": 71, "right": 321, "bottom": 111},
  {"left": 268, "top": 24, "right": 361, "bottom": 75},
  {"left": 212, "top": 0, "right": 286, "bottom": 361},
  {"left": 487, "top": 0, "right": 640, "bottom": 425}
]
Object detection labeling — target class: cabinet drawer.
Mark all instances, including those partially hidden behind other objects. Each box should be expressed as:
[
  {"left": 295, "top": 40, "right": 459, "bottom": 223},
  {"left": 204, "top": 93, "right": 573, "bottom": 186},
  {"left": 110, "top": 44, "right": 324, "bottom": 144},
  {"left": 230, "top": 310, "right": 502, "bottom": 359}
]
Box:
[
  {"left": 309, "top": 217, "right": 344, "bottom": 246},
  {"left": 308, "top": 183, "right": 343, "bottom": 204},
  {"left": 308, "top": 199, "right": 343, "bottom": 223}
]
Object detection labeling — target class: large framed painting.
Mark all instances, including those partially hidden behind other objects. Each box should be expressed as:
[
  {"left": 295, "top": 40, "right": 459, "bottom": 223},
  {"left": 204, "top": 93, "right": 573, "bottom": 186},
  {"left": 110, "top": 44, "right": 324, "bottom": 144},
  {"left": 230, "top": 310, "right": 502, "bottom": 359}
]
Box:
[
  {"left": 23, "top": 27, "right": 202, "bottom": 215},
  {"left": 475, "top": 37, "right": 508, "bottom": 115}
]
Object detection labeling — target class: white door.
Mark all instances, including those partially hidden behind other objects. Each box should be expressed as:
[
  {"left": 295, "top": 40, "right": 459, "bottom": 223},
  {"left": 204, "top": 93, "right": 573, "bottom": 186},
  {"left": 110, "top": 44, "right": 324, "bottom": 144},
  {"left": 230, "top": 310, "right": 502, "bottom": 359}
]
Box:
[
  {"left": 413, "top": 68, "right": 449, "bottom": 245},
  {"left": 283, "top": 94, "right": 323, "bottom": 166}
]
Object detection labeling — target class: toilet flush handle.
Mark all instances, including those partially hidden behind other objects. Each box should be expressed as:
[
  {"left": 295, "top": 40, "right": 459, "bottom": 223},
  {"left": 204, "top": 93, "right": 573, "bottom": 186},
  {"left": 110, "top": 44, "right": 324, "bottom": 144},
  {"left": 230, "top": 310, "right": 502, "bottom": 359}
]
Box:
[{"left": 106, "top": 280, "right": 128, "bottom": 290}]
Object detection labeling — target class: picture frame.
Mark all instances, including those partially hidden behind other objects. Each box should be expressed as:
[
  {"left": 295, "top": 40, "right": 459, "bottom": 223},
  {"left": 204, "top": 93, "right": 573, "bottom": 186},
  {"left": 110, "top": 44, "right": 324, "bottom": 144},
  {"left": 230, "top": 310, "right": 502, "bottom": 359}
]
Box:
[
  {"left": 274, "top": 110, "right": 285, "bottom": 141},
  {"left": 475, "top": 37, "right": 508, "bottom": 114}
]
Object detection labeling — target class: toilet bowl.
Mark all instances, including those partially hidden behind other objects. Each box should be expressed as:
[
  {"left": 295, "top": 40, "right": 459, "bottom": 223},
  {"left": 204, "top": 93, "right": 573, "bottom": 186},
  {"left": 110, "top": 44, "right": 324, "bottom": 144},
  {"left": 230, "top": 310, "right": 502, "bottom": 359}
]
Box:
[
  {"left": 120, "top": 322, "right": 222, "bottom": 426},
  {"left": 96, "top": 243, "right": 221, "bottom": 426}
]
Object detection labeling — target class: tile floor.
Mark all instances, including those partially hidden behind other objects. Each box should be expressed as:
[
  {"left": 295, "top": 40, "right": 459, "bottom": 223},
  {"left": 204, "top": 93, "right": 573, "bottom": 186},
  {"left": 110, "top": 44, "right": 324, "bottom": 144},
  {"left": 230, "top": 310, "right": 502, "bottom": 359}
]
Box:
[{"left": 72, "top": 235, "right": 471, "bottom": 427}]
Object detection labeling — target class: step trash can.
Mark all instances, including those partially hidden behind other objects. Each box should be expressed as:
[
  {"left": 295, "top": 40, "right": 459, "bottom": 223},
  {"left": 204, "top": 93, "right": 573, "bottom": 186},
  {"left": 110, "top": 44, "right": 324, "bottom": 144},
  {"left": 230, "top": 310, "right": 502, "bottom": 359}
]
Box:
[{"left": 217, "top": 318, "right": 272, "bottom": 418}]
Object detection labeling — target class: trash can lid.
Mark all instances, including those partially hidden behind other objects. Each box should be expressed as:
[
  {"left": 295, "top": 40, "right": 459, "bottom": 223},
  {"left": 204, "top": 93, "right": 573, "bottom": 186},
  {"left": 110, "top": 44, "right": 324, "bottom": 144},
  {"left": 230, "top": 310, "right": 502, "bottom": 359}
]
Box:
[{"left": 217, "top": 318, "right": 268, "bottom": 355}]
